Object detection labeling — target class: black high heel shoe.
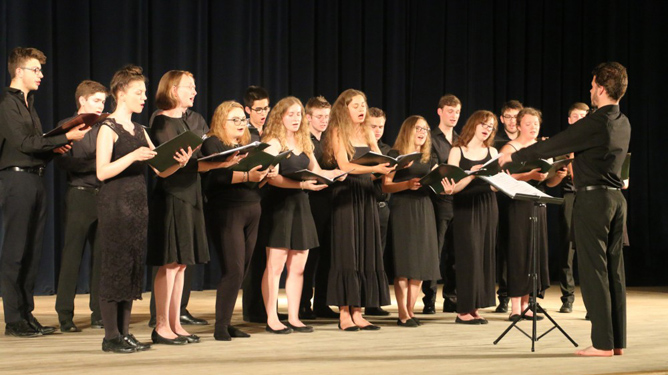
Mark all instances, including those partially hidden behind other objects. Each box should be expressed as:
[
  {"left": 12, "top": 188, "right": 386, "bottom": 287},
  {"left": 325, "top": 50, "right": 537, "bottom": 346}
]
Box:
[{"left": 151, "top": 329, "right": 188, "bottom": 345}]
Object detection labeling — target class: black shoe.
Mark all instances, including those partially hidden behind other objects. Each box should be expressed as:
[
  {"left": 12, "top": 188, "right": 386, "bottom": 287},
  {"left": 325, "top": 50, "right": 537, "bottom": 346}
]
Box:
[
  {"left": 313, "top": 306, "right": 340, "bottom": 319},
  {"left": 359, "top": 324, "right": 381, "bottom": 331},
  {"left": 90, "top": 318, "right": 104, "bottom": 329},
  {"left": 265, "top": 325, "right": 292, "bottom": 334},
  {"left": 124, "top": 334, "right": 152, "bottom": 351},
  {"left": 285, "top": 322, "right": 314, "bottom": 333},
  {"left": 338, "top": 323, "right": 359, "bottom": 332},
  {"left": 102, "top": 336, "right": 136, "bottom": 353},
  {"left": 364, "top": 307, "right": 390, "bottom": 316},
  {"left": 422, "top": 304, "right": 436, "bottom": 314},
  {"left": 177, "top": 333, "right": 201, "bottom": 343},
  {"left": 455, "top": 316, "right": 481, "bottom": 325},
  {"left": 560, "top": 302, "right": 573, "bottom": 313},
  {"left": 411, "top": 317, "right": 422, "bottom": 326},
  {"left": 180, "top": 310, "right": 208, "bottom": 325},
  {"left": 585, "top": 313, "right": 590, "bottom": 320},
  {"left": 228, "top": 325, "right": 250, "bottom": 338},
  {"left": 443, "top": 300, "right": 457, "bottom": 313},
  {"left": 522, "top": 314, "right": 544, "bottom": 321},
  {"left": 476, "top": 318, "right": 489, "bottom": 325},
  {"left": 494, "top": 299, "right": 509, "bottom": 313},
  {"left": 508, "top": 314, "right": 522, "bottom": 322},
  {"left": 148, "top": 317, "right": 156, "bottom": 328},
  {"left": 28, "top": 316, "right": 56, "bottom": 335},
  {"left": 5, "top": 320, "right": 41, "bottom": 337},
  {"left": 299, "top": 306, "right": 317, "bottom": 320},
  {"left": 60, "top": 321, "right": 80, "bottom": 333},
  {"left": 397, "top": 319, "right": 418, "bottom": 327},
  {"left": 151, "top": 329, "right": 188, "bottom": 345}
]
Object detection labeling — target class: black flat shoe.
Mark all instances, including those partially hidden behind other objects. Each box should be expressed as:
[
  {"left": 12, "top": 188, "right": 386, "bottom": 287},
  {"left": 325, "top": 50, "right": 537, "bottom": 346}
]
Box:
[
  {"left": 180, "top": 310, "right": 208, "bottom": 325},
  {"left": 90, "top": 318, "right": 104, "bottom": 329},
  {"left": 455, "top": 316, "right": 482, "bottom": 325},
  {"left": 443, "top": 301, "right": 458, "bottom": 313},
  {"left": 124, "top": 334, "right": 152, "bottom": 351},
  {"left": 60, "top": 321, "right": 80, "bottom": 333},
  {"left": 364, "top": 307, "right": 390, "bottom": 316},
  {"left": 411, "top": 317, "right": 422, "bottom": 326},
  {"left": 228, "top": 325, "right": 251, "bottom": 338},
  {"left": 359, "top": 324, "right": 381, "bottom": 331},
  {"left": 5, "top": 320, "right": 41, "bottom": 337},
  {"left": 475, "top": 318, "right": 489, "bottom": 325},
  {"left": 265, "top": 325, "right": 292, "bottom": 334},
  {"left": 177, "top": 333, "right": 201, "bottom": 343},
  {"left": 28, "top": 316, "right": 56, "bottom": 335},
  {"left": 102, "top": 336, "right": 136, "bottom": 353},
  {"left": 286, "top": 322, "right": 314, "bottom": 333},
  {"left": 523, "top": 314, "right": 544, "bottom": 321},
  {"left": 397, "top": 319, "right": 418, "bottom": 328},
  {"left": 151, "top": 329, "right": 188, "bottom": 345},
  {"left": 494, "top": 300, "right": 509, "bottom": 313},
  {"left": 337, "top": 323, "right": 359, "bottom": 332},
  {"left": 508, "top": 314, "right": 522, "bottom": 322},
  {"left": 422, "top": 304, "right": 436, "bottom": 314}
]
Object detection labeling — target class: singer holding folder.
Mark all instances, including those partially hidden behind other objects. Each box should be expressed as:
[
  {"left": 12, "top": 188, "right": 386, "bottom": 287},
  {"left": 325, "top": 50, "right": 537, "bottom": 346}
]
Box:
[
  {"left": 201, "top": 100, "right": 273, "bottom": 341},
  {"left": 95, "top": 65, "right": 191, "bottom": 353}
]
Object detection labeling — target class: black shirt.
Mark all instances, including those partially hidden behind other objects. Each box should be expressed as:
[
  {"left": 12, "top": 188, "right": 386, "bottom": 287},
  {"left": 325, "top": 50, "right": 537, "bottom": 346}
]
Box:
[
  {"left": 431, "top": 126, "right": 458, "bottom": 203},
  {"left": 54, "top": 113, "right": 102, "bottom": 188},
  {"left": 311, "top": 133, "right": 324, "bottom": 164},
  {"left": 512, "top": 105, "right": 630, "bottom": 190},
  {"left": 0, "top": 87, "right": 69, "bottom": 170},
  {"left": 248, "top": 124, "right": 261, "bottom": 143}
]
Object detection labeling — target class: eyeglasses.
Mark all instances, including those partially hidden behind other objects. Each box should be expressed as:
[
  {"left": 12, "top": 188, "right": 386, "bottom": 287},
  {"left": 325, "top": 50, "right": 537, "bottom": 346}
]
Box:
[
  {"left": 251, "top": 106, "right": 270, "bottom": 114},
  {"left": 175, "top": 85, "right": 196, "bottom": 90},
  {"left": 415, "top": 126, "right": 430, "bottom": 133},
  {"left": 227, "top": 118, "right": 249, "bottom": 125},
  {"left": 502, "top": 114, "right": 517, "bottom": 120},
  {"left": 21, "top": 67, "right": 43, "bottom": 75},
  {"left": 479, "top": 122, "right": 496, "bottom": 130}
]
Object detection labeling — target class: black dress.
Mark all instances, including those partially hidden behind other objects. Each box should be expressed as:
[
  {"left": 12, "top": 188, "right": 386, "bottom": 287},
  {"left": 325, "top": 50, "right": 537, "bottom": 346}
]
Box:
[
  {"left": 146, "top": 114, "right": 209, "bottom": 266},
  {"left": 97, "top": 119, "right": 149, "bottom": 302},
  {"left": 452, "top": 148, "right": 498, "bottom": 314},
  {"left": 327, "top": 146, "right": 391, "bottom": 308},
  {"left": 388, "top": 150, "right": 440, "bottom": 281},
  {"left": 265, "top": 151, "right": 319, "bottom": 250}
]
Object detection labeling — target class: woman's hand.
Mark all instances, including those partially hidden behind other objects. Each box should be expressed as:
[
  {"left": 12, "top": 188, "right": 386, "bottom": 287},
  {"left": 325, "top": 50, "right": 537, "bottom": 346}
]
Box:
[
  {"left": 300, "top": 180, "right": 327, "bottom": 191},
  {"left": 373, "top": 162, "right": 396, "bottom": 175},
  {"left": 218, "top": 151, "right": 245, "bottom": 168},
  {"left": 173, "top": 147, "right": 193, "bottom": 168},
  {"left": 407, "top": 178, "right": 421, "bottom": 190},
  {"left": 440, "top": 178, "right": 456, "bottom": 195},
  {"left": 266, "top": 166, "right": 279, "bottom": 179},
  {"left": 526, "top": 168, "right": 547, "bottom": 181},
  {"left": 248, "top": 164, "right": 269, "bottom": 182},
  {"left": 133, "top": 147, "right": 157, "bottom": 161},
  {"left": 470, "top": 164, "right": 484, "bottom": 172},
  {"left": 555, "top": 168, "right": 568, "bottom": 179}
]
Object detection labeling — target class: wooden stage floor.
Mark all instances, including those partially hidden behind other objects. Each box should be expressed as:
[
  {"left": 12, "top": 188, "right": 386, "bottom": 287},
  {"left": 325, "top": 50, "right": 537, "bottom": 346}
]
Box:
[{"left": 1, "top": 286, "right": 667, "bottom": 375}]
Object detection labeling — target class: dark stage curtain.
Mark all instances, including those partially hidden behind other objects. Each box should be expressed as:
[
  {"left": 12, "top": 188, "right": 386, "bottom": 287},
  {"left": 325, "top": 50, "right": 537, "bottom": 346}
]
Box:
[{"left": 1, "top": 0, "right": 666, "bottom": 297}]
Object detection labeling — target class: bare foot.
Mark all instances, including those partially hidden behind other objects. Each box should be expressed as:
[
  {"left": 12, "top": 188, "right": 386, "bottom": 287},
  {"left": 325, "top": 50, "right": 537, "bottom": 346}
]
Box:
[
  {"left": 614, "top": 348, "right": 624, "bottom": 356},
  {"left": 575, "top": 346, "right": 614, "bottom": 357}
]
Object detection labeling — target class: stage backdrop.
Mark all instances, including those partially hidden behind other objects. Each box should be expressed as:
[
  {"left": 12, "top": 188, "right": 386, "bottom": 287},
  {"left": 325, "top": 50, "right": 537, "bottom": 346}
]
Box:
[{"left": 1, "top": 0, "right": 666, "bottom": 296}]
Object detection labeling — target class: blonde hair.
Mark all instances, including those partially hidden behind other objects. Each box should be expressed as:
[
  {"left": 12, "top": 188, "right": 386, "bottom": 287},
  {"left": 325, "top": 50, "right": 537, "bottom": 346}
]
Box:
[
  {"left": 261, "top": 96, "right": 314, "bottom": 157},
  {"left": 322, "top": 89, "right": 376, "bottom": 165},
  {"left": 393, "top": 115, "right": 432, "bottom": 163},
  {"left": 207, "top": 101, "right": 251, "bottom": 146}
]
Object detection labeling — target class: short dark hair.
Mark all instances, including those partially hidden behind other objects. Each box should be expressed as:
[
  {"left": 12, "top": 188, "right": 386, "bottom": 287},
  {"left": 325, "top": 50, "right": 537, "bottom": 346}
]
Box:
[
  {"left": 592, "top": 62, "right": 628, "bottom": 101},
  {"left": 305, "top": 96, "right": 331, "bottom": 115},
  {"left": 368, "top": 107, "right": 386, "bottom": 119},
  {"left": 568, "top": 102, "right": 589, "bottom": 116},
  {"left": 8, "top": 47, "right": 46, "bottom": 79},
  {"left": 75, "top": 80, "right": 109, "bottom": 110},
  {"left": 500, "top": 100, "right": 524, "bottom": 115},
  {"left": 438, "top": 94, "right": 461, "bottom": 109},
  {"left": 244, "top": 86, "right": 269, "bottom": 108}
]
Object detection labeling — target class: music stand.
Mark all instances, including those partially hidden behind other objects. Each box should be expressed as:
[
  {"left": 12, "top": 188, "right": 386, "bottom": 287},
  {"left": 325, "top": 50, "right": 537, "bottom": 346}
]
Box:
[{"left": 480, "top": 174, "right": 578, "bottom": 352}]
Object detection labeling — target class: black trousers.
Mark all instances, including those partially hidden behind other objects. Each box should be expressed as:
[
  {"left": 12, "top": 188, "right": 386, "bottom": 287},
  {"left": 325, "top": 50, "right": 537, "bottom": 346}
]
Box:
[
  {"left": 422, "top": 198, "right": 456, "bottom": 306},
  {"left": 495, "top": 193, "right": 510, "bottom": 302},
  {"left": 210, "top": 202, "right": 260, "bottom": 330},
  {"left": 242, "top": 198, "right": 271, "bottom": 321},
  {"left": 573, "top": 189, "right": 626, "bottom": 350},
  {"left": 55, "top": 186, "right": 101, "bottom": 323},
  {"left": 300, "top": 191, "right": 332, "bottom": 310},
  {"left": 558, "top": 192, "right": 576, "bottom": 303},
  {"left": 0, "top": 171, "right": 47, "bottom": 324}
]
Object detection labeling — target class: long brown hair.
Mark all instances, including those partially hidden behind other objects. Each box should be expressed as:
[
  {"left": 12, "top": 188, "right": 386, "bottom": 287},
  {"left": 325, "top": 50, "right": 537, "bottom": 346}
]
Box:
[
  {"left": 453, "top": 110, "right": 497, "bottom": 148},
  {"left": 261, "top": 96, "right": 314, "bottom": 157},
  {"left": 322, "top": 89, "right": 377, "bottom": 165},
  {"left": 207, "top": 101, "right": 251, "bottom": 147},
  {"left": 393, "top": 115, "right": 432, "bottom": 163},
  {"left": 155, "top": 70, "right": 194, "bottom": 110}
]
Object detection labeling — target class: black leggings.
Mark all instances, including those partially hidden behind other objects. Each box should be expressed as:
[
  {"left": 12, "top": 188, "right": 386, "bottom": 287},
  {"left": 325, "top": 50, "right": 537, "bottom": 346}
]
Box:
[
  {"left": 99, "top": 299, "right": 133, "bottom": 340},
  {"left": 208, "top": 203, "right": 261, "bottom": 331}
]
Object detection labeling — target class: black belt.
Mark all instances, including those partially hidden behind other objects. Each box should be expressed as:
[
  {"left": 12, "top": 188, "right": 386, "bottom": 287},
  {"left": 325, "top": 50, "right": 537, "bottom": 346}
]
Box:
[
  {"left": 73, "top": 186, "right": 100, "bottom": 194},
  {"left": 1, "top": 166, "right": 45, "bottom": 177},
  {"left": 580, "top": 185, "right": 621, "bottom": 192}
]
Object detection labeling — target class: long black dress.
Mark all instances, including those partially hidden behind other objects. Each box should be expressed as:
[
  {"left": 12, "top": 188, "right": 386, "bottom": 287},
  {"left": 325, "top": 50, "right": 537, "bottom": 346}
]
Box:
[
  {"left": 98, "top": 119, "right": 149, "bottom": 302},
  {"left": 327, "top": 146, "right": 391, "bottom": 308},
  {"left": 146, "top": 114, "right": 209, "bottom": 266},
  {"left": 388, "top": 150, "right": 440, "bottom": 281},
  {"left": 452, "top": 148, "right": 498, "bottom": 314},
  {"left": 265, "top": 151, "right": 319, "bottom": 250}
]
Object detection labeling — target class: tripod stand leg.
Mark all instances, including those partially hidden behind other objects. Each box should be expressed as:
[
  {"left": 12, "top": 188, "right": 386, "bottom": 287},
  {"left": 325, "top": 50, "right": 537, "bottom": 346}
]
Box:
[{"left": 535, "top": 303, "right": 578, "bottom": 347}]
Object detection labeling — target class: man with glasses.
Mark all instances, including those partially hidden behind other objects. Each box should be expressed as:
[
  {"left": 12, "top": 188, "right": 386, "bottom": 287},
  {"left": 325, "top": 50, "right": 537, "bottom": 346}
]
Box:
[
  {"left": 243, "top": 86, "right": 270, "bottom": 142},
  {"left": 1, "top": 47, "right": 89, "bottom": 337},
  {"left": 493, "top": 100, "right": 524, "bottom": 313},
  {"left": 422, "top": 94, "right": 461, "bottom": 314}
]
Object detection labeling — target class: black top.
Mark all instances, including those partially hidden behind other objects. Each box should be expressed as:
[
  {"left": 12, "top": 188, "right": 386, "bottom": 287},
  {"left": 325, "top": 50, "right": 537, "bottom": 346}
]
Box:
[
  {"left": 512, "top": 105, "right": 630, "bottom": 189},
  {"left": 54, "top": 113, "right": 102, "bottom": 188},
  {"left": 0, "top": 87, "right": 69, "bottom": 169},
  {"left": 311, "top": 133, "right": 324, "bottom": 164},
  {"left": 458, "top": 147, "right": 493, "bottom": 195},
  {"left": 248, "top": 124, "right": 261, "bottom": 143},
  {"left": 431, "top": 126, "right": 458, "bottom": 203},
  {"left": 201, "top": 136, "right": 261, "bottom": 206},
  {"left": 495, "top": 129, "right": 511, "bottom": 143},
  {"left": 373, "top": 140, "right": 393, "bottom": 202}
]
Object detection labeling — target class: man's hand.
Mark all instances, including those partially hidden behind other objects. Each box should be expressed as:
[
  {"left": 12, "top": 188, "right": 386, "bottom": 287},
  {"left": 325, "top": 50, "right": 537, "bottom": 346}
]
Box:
[
  {"left": 65, "top": 124, "right": 91, "bottom": 142},
  {"left": 53, "top": 144, "right": 72, "bottom": 154}
]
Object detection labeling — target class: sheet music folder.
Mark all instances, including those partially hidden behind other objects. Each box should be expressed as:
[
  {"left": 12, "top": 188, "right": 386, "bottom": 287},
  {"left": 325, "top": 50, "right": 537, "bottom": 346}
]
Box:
[
  {"left": 479, "top": 173, "right": 563, "bottom": 205},
  {"left": 44, "top": 113, "right": 110, "bottom": 137},
  {"left": 148, "top": 131, "right": 204, "bottom": 172}
]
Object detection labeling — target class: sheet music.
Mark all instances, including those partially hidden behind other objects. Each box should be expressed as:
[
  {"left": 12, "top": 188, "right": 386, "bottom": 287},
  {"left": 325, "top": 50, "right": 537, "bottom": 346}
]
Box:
[{"left": 479, "top": 173, "right": 554, "bottom": 199}]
